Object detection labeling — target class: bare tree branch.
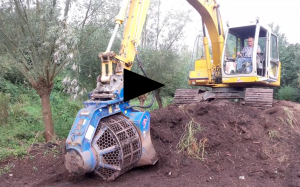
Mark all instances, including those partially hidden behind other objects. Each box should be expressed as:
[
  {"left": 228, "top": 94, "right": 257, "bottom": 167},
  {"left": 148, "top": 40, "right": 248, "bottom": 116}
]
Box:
[
  {"left": 81, "top": 0, "right": 92, "bottom": 30},
  {"left": 3, "top": 43, "right": 37, "bottom": 81},
  {"left": 155, "top": 0, "right": 160, "bottom": 50},
  {"left": 79, "top": 12, "right": 118, "bottom": 47},
  {"left": 36, "top": 0, "right": 40, "bottom": 13},
  {"left": 63, "top": 0, "right": 71, "bottom": 28},
  {"left": 53, "top": 48, "right": 78, "bottom": 78},
  {"left": 166, "top": 25, "right": 185, "bottom": 50}
]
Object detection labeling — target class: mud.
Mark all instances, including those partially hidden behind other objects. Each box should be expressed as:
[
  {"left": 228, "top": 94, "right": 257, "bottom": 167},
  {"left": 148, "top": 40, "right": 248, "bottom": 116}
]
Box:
[{"left": 2, "top": 100, "right": 300, "bottom": 187}]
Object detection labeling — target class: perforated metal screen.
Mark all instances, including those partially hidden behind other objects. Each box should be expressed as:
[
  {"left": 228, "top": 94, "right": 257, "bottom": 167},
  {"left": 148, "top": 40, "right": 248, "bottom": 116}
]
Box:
[{"left": 93, "top": 114, "right": 142, "bottom": 181}]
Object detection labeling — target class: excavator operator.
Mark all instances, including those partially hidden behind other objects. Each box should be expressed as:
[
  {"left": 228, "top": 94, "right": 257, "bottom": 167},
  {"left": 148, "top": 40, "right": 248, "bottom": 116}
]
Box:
[{"left": 236, "top": 37, "right": 261, "bottom": 73}]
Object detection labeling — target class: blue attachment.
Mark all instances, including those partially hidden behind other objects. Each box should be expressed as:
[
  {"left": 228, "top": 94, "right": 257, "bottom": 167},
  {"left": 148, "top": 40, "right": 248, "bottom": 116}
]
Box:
[{"left": 65, "top": 88, "right": 151, "bottom": 174}]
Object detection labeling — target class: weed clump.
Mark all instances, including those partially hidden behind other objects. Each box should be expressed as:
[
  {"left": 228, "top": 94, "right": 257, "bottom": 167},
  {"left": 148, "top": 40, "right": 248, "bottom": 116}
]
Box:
[{"left": 177, "top": 120, "right": 208, "bottom": 160}]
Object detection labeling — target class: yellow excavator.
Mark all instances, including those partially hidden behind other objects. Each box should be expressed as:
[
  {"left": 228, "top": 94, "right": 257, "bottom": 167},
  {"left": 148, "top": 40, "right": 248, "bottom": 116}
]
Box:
[
  {"left": 64, "top": 0, "right": 281, "bottom": 181},
  {"left": 175, "top": 0, "right": 281, "bottom": 108}
]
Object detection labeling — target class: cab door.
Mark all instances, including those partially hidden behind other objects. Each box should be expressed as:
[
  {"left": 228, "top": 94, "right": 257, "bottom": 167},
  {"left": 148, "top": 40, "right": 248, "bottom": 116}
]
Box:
[{"left": 267, "top": 33, "right": 280, "bottom": 81}]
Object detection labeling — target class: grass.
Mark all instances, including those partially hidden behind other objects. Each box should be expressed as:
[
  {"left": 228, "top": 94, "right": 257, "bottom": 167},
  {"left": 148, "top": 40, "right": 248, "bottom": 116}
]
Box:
[
  {"left": 0, "top": 85, "right": 82, "bottom": 161},
  {"left": 268, "top": 130, "right": 279, "bottom": 141},
  {"left": 283, "top": 107, "right": 297, "bottom": 129},
  {"left": 0, "top": 163, "right": 15, "bottom": 175},
  {"left": 277, "top": 107, "right": 297, "bottom": 129},
  {"left": 177, "top": 120, "right": 207, "bottom": 161},
  {"left": 129, "top": 95, "right": 174, "bottom": 111}
]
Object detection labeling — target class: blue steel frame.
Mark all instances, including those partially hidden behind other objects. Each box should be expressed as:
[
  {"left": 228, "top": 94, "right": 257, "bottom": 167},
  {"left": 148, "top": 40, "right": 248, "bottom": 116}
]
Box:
[{"left": 65, "top": 88, "right": 151, "bottom": 173}]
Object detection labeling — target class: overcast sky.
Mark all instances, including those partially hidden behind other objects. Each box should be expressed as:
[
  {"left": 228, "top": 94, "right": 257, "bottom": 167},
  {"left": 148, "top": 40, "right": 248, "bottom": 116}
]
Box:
[
  {"left": 217, "top": 0, "right": 300, "bottom": 44},
  {"left": 164, "top": 0, "right": 300, "bottom": 45}
]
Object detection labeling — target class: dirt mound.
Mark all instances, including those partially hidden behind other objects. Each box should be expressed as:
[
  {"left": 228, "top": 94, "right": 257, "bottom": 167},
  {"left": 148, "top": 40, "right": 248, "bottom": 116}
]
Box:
[{"left": 2, "top": 100, "right": 300, "bottom": 187}]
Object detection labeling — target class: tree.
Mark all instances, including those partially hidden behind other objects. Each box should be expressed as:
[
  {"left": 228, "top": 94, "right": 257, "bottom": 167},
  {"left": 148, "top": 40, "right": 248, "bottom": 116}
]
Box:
[
  {"left": 141, "top": 0, "right": 191, "bottom": 50},
  {"left": 0, "top": 0, "right": 76, "bottom": 141},
  {"left": 61, "top": 0, "right": 121, "bottom": 99},
  {"left": 136, "top": 0, "right": 192, "bottom": 108},
  {"left": 280, "top": 44, "right": 300, "bottom": 88},
  {"left": 0, "top": 0, "right": 113, "bottom": 141}
]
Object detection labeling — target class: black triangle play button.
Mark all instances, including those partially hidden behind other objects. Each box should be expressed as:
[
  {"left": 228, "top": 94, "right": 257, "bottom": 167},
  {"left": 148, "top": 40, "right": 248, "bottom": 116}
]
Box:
[{"left": 124, "top": 69, "right": 164, "bottom": 102}]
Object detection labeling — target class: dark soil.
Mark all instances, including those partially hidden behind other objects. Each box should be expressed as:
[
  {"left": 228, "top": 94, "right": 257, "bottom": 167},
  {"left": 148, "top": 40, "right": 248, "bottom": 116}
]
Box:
[{"left": 2, "top": 100, "right": 300, "bottom": 187}]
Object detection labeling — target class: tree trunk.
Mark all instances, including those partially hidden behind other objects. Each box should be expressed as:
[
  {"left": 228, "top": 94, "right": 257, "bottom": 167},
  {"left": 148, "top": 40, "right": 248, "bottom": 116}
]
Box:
[
  {"left": 155, "top": 89, "right": 163, "bottom": 109},
  {"left": 138, "top": 93, "right": 148, "bottom": 112},
  {"left": 40, "top": 93, "right": 55, "bottom": 141},
  {"left": 31, "top": 78, "right": 55, "bottom": 142}
]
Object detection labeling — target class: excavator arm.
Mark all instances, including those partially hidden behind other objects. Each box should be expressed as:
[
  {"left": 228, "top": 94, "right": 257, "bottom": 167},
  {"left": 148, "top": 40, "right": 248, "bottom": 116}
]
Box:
[{"left": 187, "top": 0, "right": 225, "bottom": 67}]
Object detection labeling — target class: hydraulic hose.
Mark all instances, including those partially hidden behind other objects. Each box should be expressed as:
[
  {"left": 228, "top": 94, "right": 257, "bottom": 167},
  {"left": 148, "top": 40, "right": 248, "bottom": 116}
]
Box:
[{"left": 125, "top": 48, "right": 156, "bottom": 109}]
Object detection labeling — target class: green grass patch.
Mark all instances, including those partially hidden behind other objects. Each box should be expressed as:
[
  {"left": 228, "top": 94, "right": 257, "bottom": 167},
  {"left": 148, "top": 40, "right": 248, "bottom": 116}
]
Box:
[
  {"left": 50, "top": 91, "right": 82, "bottom": 138},
  {"left": 0, "top": 85, "right": 82, "bottom": 161},
  {"left": 129, "top": 95, "right": 173, "bottom": 111},
  {"left": 0, "top": 163, "right": 15, "bottom": 175}
]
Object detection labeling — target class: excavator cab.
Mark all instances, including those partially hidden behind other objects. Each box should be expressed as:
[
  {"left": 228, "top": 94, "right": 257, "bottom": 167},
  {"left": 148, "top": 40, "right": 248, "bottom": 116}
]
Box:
[{"left": 221, "top": 23, "right": 280, "bottom": 83}]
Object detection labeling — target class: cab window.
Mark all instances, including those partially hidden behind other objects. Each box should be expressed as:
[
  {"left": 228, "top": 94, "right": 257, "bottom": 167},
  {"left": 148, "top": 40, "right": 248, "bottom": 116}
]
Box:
[
  {"left": 270, "top": 34, "right": 278, "bottom": 60},
  {"left": 225, "top": 33, "right": 241, "bottom": 58},
  {"left": 269, "top": 34, "right": 279, "bottom": 78}
]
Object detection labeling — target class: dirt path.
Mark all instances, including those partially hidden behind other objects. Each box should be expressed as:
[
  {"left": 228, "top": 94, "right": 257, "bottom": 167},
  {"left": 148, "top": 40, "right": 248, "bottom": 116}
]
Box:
[{"left": 2, "top": 100, "right": 300, "bottom": 187}]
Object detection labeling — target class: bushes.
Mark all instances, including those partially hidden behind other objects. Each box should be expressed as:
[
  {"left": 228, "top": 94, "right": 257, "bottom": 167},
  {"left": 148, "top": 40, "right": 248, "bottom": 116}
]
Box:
[
  {"left": 276, "top": 86, "right": 299, "bottom": 102},
  {"left": 0, "top": 78, "right": 30, "bottom": 102},
  {"left": 0, "top": 93, "right": 9, "bottom": 125},
  {"left": 50, "top": 91, "right": 82, "bottom": 138},
  {"left": 0, "top": 80, "right": 83, "bottom": 160}
]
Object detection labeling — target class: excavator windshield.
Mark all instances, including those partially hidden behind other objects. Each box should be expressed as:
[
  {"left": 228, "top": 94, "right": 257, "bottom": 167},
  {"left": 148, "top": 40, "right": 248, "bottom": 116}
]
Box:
[{"left": 223, "top": 24, "right": 268, "bottom": 76}]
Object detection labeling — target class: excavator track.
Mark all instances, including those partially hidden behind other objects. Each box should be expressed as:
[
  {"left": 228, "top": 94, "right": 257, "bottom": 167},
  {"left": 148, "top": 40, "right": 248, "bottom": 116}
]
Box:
[
  {"left": 174, "top": 88, "right": 273, "bottom": 109},
  {"left": 174, "top": 89, "right": 201, "bottom": 104},
  {"left": 244, "top": 88, "right": 273, "bottom": 109}
]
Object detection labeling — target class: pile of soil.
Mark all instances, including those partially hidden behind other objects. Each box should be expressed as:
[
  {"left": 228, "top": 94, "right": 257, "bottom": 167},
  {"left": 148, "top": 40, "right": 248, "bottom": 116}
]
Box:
[{"left": 2, "top": 100, "right": 300, "bottom": 187}]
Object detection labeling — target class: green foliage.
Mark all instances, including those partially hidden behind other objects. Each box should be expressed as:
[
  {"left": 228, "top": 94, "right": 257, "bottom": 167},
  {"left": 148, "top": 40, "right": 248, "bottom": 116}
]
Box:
[
  {"left": 0, "top": 92, "right": 9, "bottom": 125},
  {"left": 73, "top": 27, "right": 120, "bottom": 91},
  {"left": 0, "top": 163, "right": 15, "bottom": 176},
  {"left": 129, "top": 95, "right": 173, "bottom": 111},
  {"left": 0, "top": 91, "right": 43, "bottom": 160},
  {"left": 0, "top": 81, "right": 82, "bottom": 161},
  {"left": 52, "top": 76, "right": 64, "bottom": 93},
  {"left": 132, "top": 47, "right": 192, "bottom": 97},
  {"left": 277, "top": 86, "right": 299, "bottom": 102},
  {"left": 0, "top": 163, "right": 15, "bottom": 175},
  {"left": 0, "top": 55, "right": 25, "bottom": 84},
  {"left": 0, "top": 78, "right": 26, "bottom": 100},
  {"left": 0, "top": 0, "right": 79, "bottom": 84},
  {"left": 278, "top": 44, "right": 300, "bottom": 88},
  {"left": 50, "top": 91, "right": 82, "bottom": 138}
]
